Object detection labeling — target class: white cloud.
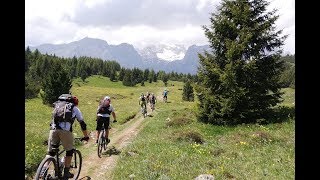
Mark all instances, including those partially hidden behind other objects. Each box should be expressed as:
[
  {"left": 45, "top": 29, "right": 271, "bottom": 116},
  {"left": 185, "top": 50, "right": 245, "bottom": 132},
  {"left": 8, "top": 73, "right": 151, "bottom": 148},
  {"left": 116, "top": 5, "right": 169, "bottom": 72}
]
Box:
[
  {"left": 83, "top": 0, "right": 111, "bottom": 8},
  {"left": 25, "top": 0, "right": 295, "bottom": 54}
]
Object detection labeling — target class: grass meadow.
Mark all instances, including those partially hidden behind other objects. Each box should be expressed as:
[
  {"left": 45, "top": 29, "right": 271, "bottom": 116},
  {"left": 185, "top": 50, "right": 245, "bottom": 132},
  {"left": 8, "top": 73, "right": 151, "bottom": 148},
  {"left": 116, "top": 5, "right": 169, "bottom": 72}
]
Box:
[{"left": 25, "top": 75, "right": 295, "bottom": 179}]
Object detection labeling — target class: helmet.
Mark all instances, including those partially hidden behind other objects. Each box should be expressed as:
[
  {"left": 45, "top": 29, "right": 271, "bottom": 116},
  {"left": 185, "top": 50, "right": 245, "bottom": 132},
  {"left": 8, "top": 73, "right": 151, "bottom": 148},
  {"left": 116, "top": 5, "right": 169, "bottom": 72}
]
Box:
[
  {"left": 103, "top": 96, "right": 111, "bottom": 106},
  {"left": 141, "top": 93, "right": 144, "bottom": 96},
  {"left": 72, "top": 96, "right": 79, "bottom": 105},
  {"left": 104, "top": 96, "right": 111, "bottom": 101},
  {"left": 58, "top": 94, "right": 72, "bottom": 101}
]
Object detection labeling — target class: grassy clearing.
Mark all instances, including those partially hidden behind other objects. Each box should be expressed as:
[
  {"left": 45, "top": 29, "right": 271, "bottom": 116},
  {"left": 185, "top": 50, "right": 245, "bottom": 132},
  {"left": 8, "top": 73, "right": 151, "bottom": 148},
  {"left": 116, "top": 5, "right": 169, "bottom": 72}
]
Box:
[
  {"left": 112, "top": 87, "right": 295, "bottom": 179},
  {"left": 25, "top": 75, "right": 171, "bottom": 176},
  {"left": 25, "top": 75, "right": 294, "bottom": 179}
]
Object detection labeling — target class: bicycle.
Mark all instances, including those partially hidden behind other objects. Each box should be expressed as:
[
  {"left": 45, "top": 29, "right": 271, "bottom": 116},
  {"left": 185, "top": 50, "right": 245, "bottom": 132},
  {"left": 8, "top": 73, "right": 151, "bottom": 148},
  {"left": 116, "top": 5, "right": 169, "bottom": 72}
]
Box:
[
  {"left": 163, "top": 96, "right": 167, "bottom": 103},
  {"left": 97, "top": 126, "right": 109, "bottom": 158},
  {"left": 141, "top": 106, "right": 147, "bottom": 118},
  {"left": 34, "top": 137, "right": 83, "bottom": 180},
  {"left": 150, "top": 102, "right": 155, "bottom": 112}
]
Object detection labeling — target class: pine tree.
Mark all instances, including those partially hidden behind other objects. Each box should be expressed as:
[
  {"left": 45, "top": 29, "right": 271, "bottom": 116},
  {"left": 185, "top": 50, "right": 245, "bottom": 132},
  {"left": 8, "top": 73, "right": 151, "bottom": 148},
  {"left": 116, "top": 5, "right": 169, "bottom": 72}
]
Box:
[
  {"left": 123, "top": 69, "right": 133, "bottom": 86},
  {"left": 110, "top": 69, "right": 116, "bottom": 81},
  {"left": 182, "top": 81, "right": 194, "bottom": 101},
  {"left": 195, "top": 0, "right": 286, "bottom": 125},
  {"left": 40, "top": 62, "right": 72, "bottom": 105}
]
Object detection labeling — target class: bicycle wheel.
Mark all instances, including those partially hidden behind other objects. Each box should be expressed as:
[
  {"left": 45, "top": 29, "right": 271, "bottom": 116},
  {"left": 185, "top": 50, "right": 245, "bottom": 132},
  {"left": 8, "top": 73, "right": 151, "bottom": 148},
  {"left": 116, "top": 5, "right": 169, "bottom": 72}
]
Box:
[
  {"left": 103, "top": 132, "right": 108, "bottom": 151},
  {"left": 97, "top": 130, "right": 104, "bottom": 158},
  {"left": 69, "top": 149, "right": 82, "bottom": 180},
  {"left": 34, "top": 156, "right": 58, "bottom": 180},
  {"left": 143, "top": 108, "right": 147, "bottom": 118}
]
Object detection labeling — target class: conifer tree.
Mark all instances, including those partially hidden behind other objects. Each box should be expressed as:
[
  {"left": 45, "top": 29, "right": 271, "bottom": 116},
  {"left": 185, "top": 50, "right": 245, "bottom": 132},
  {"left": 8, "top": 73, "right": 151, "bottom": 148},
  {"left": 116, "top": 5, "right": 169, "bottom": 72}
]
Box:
[
  {"left": 182, "top": 81, "right": 194, "bottom": 101},
  {"left": 41, "top": 62, "right": 72, "bottom": 105},
  {"left": 195, "top": 0, "right": 286, "bottom": 125}
]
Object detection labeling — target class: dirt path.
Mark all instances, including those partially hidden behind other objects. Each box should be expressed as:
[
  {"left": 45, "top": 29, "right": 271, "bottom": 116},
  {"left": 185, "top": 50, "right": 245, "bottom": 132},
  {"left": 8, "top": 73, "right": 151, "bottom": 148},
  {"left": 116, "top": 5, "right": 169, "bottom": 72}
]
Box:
[{"left": 78, "top": 105, "right": 156, "bottom": 180}]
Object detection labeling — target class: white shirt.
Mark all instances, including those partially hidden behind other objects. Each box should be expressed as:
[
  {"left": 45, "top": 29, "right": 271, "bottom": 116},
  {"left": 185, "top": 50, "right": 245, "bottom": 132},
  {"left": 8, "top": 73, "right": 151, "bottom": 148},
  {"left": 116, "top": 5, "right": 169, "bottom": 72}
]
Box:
[
  {"left": 51, "top": 106, "right": 84, "bottom": 131},
  {"left": 97, "top": 104, "right": 114, "bottom": 117}
]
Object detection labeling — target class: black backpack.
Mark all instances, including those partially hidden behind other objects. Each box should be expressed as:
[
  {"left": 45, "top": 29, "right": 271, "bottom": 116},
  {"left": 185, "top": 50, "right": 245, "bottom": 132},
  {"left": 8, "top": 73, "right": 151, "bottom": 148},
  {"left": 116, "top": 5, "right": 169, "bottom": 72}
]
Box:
[
  {"left": 52, "top": 94, "right": 75, "bottom": 123},
  {"left": 97, "top": 99, "right": 111, "bottom": 115}
]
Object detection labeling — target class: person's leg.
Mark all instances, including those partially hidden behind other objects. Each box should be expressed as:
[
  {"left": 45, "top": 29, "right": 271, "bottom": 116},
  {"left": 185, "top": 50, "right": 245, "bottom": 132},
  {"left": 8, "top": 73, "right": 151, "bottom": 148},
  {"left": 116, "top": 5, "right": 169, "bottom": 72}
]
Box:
[
  {"left": 47, "top": 129, "right": 59, "bottom": 156},
  {"left": 104, "top": 117, "right": 110, "bottom": 142},
  {"left": 144, "top": 102, "right": 147, "bottom": 112},
  {"left": 96, "top": 117, "right": 103, "bottom": 143},
  {"left": 60, "top": 130, "right": 74, "bottom": 178}
]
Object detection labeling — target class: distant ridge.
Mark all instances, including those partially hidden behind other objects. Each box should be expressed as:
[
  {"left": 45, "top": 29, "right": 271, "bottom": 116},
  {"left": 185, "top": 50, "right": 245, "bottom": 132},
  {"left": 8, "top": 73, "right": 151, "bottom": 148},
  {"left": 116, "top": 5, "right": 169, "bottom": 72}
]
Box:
[{"left": 28, "top": 37, "right": 211, "bottom": 74}]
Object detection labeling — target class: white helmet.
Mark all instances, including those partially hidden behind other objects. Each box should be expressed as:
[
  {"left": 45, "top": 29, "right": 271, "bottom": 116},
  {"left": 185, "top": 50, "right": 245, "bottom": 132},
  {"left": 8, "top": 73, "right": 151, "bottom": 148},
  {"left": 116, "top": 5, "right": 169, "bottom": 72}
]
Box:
[{"left": 104, "top": 96, "right": 111, "bottom": 101}]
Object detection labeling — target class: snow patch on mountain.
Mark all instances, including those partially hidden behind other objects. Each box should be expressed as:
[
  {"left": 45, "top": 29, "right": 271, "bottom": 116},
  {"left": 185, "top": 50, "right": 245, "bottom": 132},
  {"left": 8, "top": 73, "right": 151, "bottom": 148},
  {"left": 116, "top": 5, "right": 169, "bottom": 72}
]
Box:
[
  {"left": 156, "top": 49, "right": 185, "bottom": 61},
  {"left": 137, "top": 44, "right": 186, "bottom": 61}
]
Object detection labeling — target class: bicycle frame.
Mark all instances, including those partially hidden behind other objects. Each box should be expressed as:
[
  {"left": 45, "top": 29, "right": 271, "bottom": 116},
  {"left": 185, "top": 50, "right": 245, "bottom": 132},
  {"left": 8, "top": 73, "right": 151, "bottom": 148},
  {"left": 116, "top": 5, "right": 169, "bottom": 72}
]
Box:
[{"left": 97, "top": 127, "right": 107, "bottom": 158}]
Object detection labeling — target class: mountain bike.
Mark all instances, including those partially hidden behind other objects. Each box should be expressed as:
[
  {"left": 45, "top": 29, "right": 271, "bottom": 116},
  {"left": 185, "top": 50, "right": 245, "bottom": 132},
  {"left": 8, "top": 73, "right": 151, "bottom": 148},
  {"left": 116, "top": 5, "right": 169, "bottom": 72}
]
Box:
[
  {"left": 34, "top": 137, "right": 84, "bottom": 180},
  {"left": 163, "top": 96, "right": 167, "bottom": 103},
  {"left": 97, "top": 126, "right": 109, "bottom": 158},
  {"left": 150, "top": 102, "right": 155, "bottom": 112},
  {"left": 141, "top": 106, "right": 147, "bottom": 118}
]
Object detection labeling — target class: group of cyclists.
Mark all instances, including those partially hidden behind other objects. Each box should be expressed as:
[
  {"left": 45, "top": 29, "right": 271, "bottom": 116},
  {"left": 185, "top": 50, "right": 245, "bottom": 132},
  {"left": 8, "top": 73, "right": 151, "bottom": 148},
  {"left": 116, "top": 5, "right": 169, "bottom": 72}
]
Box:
[
  {"left": 43, "top": 89, "right": 169, "bottom": 179},
  {"left": 139, "top": 92, "right": 157, "bottom": 115}
]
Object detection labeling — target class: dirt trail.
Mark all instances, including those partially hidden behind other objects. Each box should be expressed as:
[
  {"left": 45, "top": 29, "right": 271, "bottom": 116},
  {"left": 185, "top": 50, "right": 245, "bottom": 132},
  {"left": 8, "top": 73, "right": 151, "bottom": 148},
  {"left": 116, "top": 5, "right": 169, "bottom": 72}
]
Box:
[{"left": 78, "top": 105, "right": 156, "bottom": 180}]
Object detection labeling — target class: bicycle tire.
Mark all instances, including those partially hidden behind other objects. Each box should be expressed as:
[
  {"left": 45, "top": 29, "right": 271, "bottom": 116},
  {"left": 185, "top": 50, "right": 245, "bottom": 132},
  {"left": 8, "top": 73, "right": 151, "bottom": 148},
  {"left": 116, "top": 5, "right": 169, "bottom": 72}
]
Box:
[
  {"left": 97, "top": 130, "right": 104, "bottom": 158},
  {"left": 34, "top": 156, "right": 58, "bottom": 180},
  {"left": 103, "top": 135, "right": 108, "bottom": 151},
  {"left": 69, "top": 149, "right": 82, "bottom": 180}
]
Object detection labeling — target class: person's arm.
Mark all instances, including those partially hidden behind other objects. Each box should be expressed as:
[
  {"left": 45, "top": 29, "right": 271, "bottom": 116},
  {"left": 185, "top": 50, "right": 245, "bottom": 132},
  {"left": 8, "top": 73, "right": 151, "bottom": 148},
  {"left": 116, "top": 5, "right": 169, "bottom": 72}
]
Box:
[
  {"left": 112, "top": 111, "right": 117, "bottom": 122},
  {"left": 73, "top": 107, "right": 89, "bottom": 141}
]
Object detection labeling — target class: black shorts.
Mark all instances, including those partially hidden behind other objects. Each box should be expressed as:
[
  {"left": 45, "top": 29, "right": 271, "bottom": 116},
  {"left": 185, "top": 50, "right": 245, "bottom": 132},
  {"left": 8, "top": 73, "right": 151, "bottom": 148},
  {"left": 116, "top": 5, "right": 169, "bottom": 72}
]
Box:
[{"left": 96, "top": 116, "right": 110, "bottom": 130}]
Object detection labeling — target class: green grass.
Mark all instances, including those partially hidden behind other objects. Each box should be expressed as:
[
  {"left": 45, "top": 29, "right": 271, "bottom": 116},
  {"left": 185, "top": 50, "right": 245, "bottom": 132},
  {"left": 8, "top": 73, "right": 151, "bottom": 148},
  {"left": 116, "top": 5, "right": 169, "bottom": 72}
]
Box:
[
  {"left": 25, "top": 76, "right": 172, "bottom": 176},
  {"left": 25, "top": 76, "right": 295, "bottom": 179},
  {"left": 112, "top": 109, "right": 294, "bottom": 179},
  {"left": 280, "top": 88, "right": 295, "bottom": 107}
]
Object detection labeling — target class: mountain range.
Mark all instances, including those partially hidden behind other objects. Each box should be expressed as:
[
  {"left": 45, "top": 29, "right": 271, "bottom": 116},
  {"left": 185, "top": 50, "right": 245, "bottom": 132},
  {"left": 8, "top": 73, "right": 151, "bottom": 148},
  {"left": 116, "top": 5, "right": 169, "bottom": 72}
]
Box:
[{"left": 28, "top": 37, "right": 211, "bottom": 74}]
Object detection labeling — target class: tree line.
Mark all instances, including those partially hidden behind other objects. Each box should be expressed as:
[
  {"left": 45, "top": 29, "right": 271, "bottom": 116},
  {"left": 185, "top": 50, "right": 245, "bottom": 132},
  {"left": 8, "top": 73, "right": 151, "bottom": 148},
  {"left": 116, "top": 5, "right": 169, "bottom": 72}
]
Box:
[{"left": 25, "top": 48, "right": 197, "bottom": 103}]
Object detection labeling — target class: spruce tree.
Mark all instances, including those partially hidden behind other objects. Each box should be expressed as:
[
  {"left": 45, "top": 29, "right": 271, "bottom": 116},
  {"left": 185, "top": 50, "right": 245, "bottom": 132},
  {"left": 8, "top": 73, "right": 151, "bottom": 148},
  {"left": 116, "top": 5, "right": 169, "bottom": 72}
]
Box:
[
  {"left": 195, "top": 0, "right": 286, "bottom": 125},
  {"left": 182, "top": 81, "right": 194, "bottom": 101},
  {"left": 123, "top": 69, "right": 133, "bottom": 86},
  {"left": 40, "top": 62, "right": 72, "bottom": 105}
]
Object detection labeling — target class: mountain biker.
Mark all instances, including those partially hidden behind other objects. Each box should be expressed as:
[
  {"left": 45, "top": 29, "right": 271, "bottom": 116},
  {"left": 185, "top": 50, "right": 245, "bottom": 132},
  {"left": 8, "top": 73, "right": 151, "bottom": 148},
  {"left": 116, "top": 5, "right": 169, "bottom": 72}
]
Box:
[
  {"left": 96, "top": 96, "right": 117, "bottom": 145},
  {"left": 47, "top": 95, "right": 89, "bottom": 179},
  {"left": 139, "top": 93, "right": 147, "bottom": 113},
  {"left": 146, "top": 92, "right": 151, "bottom": 104},
  {"left": 150, "top": 93, "right": 157, "bottom": 110},
  {"left": 163, "top": 89, "right": 168, "bottom": 102}
]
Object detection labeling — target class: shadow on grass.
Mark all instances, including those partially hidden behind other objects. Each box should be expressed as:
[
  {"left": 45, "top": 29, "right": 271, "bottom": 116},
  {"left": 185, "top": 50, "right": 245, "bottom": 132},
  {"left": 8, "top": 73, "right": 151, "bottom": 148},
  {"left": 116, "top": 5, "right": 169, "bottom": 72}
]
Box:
[
  {"left": 101, "top": 146, "right": 121, "bottom": 157},
  {"left": 262, "top": 105, "right": 295, "bottom": 124},
  {"left": 79, "top": 176, "right": 91, "bottom": 180}
]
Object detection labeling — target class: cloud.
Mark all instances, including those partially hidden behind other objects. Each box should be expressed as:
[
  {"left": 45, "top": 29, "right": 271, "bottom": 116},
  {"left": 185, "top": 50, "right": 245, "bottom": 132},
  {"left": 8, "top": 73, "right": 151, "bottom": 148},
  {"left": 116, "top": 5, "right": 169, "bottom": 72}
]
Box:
[
  {"left": 71, "top": 0, "right": 215, "bottom": 29},
  {"left": 25, "top": 0, "right": 294, "bottom": 54}
]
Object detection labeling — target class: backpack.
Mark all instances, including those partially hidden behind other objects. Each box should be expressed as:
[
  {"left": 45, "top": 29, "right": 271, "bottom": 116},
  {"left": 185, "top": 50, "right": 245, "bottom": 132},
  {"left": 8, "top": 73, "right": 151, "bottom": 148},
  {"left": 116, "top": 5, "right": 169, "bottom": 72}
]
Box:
[
  {"left": 164, "top": 91, "right": 168, "bottom": 96},
  {"left": 97, "top": 99, "right": 111, "bottom": 114},
  {"left": 52, "top": 100, "right": 75, "bottom": 123}
]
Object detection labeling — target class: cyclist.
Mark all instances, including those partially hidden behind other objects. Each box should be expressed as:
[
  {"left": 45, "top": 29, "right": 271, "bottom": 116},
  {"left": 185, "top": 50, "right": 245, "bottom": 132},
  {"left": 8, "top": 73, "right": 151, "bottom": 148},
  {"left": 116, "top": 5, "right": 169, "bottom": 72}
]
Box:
[
  {"left": 139, "top": 93, "right": 147, "bottom": 114},
  {"left": 96, "top": 96, "right": 117, "bottom": 145},
  {"left": 146, "top": 92, "right": 151, "bottom": 104},
  {"left": 163, "top": 89, "right": 169, "bottom": 102},
  {"left": 47, "top": 94, "right": 89, "bottom": 179},
  {"left": 150, "top": 93, "right": 157, "bottom": 110}
]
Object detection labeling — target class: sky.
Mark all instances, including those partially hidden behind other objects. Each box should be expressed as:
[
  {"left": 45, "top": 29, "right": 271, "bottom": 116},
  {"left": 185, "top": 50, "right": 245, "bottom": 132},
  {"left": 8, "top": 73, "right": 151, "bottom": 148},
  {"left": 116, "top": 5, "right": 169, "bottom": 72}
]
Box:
[{"left": 25, "top": 0, "right": 295, "bottom": 54}]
